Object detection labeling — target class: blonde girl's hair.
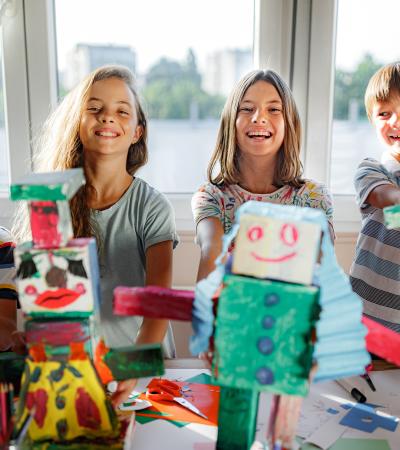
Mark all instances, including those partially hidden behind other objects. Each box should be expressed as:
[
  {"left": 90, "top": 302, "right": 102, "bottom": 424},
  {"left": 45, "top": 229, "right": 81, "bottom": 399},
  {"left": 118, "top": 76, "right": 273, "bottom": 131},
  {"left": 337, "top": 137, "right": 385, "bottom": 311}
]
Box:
[
  {"left": 365, "top": 61, "right": 400, "bottom": 121},
  {"left": 207, "top": 69, "right": 303, "bottom": 188},
  {"left": 12, "top": 65, "right": 148, "bottom": 244}
]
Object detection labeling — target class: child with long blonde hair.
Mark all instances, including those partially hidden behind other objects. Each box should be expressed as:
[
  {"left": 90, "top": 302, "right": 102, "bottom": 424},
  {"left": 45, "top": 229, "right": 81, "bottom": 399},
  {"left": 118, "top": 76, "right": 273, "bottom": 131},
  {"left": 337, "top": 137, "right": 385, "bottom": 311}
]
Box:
[
  {"left": 192, "top": 69, "right": 334, "bottom": 279},
  {"left": 13, "top": 65, "right": 178, "bottom": 406}
]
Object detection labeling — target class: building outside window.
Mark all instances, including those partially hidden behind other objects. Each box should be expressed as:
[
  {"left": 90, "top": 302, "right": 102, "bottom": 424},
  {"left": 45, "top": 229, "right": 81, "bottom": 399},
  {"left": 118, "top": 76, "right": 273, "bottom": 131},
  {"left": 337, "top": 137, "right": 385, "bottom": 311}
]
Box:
[
  {"left": 331, "top": 0, "right": 400, "bottom": 195},
  {"left": 55, "top": 0, "right": 254, "bottom": 194}
]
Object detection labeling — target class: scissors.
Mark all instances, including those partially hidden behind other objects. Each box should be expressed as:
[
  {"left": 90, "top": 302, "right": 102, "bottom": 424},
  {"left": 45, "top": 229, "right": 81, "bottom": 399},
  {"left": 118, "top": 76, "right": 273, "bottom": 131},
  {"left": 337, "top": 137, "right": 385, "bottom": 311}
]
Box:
[{"left": 146, "top": 379, "right": 208, "bottom": 420}]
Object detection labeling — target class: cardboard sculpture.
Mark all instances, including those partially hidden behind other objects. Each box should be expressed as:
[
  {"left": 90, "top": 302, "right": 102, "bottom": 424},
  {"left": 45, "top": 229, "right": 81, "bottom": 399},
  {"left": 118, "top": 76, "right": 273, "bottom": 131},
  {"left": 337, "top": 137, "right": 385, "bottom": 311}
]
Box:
[
  {"left": 115, "top": 201, "right": 370, "bottom": 450},
  {"left": 9, "top": 170, "right": 164, "bottom": 446}
]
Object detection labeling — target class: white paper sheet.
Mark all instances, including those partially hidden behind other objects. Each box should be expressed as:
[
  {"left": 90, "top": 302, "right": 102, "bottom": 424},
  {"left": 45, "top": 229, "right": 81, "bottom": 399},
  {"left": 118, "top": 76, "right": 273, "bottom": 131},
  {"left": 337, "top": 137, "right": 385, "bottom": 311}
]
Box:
[{"left": 297, "top": 370, "right": 400, "bottom": 450}]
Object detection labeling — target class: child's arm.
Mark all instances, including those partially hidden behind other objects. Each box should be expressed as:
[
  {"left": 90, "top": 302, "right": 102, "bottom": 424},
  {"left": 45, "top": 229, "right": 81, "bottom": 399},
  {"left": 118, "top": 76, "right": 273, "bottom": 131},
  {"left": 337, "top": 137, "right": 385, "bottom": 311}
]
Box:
[
  {"left": 110, "top": 240, "right": 173, "bottom": 408},
  {"left": 367, "top": 184, "right": 400, "bottom": 209},
  {"left": 0, "top": 299, "right": 25, "bottom": 353},
  {"left": 136, "top": 240, "right": 173, "bottom": 344},
  {"left": 195, "top": 217, "right": 224, "bottom": 281},
  {"left": 0, "top": 299, "right": 17, "bottom": 350}
]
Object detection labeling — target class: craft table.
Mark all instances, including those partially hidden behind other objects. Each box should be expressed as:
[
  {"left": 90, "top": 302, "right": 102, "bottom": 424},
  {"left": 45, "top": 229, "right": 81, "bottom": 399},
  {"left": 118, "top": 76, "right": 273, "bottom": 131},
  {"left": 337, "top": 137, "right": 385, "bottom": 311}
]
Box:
[{"left": 125, "top": 359, "right": 400, "bottom": 450}]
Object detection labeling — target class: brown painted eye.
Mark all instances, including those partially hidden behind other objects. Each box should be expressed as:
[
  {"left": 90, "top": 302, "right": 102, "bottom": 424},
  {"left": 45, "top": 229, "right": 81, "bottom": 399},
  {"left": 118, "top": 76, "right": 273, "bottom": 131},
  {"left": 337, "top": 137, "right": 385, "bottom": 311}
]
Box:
[
  {"left": 247, "top": 225, "right": 264, "bottom": 242},
  {"left": 280, "top": 223, "right": 298, "bottom": 246}
]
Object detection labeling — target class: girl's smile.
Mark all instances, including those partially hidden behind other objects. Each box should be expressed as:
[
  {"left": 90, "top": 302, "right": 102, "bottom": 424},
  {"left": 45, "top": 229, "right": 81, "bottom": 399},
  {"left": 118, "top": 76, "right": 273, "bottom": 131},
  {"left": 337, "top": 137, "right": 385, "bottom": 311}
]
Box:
[
  {"left": 94, "top": 128, "right": 121, "bottom": 138},
  {"left": 236, "top": 80, "right": 284, "bottom": 158},
  {"left": 79, "top": 77, "right": 142, "bottom": 156}
]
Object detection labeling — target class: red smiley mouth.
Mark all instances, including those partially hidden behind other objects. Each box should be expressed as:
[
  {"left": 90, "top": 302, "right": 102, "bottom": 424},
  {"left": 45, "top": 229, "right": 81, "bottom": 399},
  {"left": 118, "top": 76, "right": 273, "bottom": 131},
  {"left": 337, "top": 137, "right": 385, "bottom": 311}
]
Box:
[
  {"left": 34, "top": 289, "right": 81, "bottom": 309},
  {"left": 250, "top": 251, "right": 297, "bottom": 263}
]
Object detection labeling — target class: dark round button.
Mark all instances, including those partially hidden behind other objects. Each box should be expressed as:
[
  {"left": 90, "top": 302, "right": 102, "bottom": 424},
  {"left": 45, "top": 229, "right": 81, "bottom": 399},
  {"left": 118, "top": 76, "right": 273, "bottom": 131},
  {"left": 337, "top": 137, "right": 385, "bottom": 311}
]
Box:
[
  {"left": 255, "top": 367, "right": 274, "bottom": 385},
  {"left": 262, "top": 315, "right": 275, "bottom": 329},
  {"left": 264, "top": 293, "right": 279, "bottom": 306},
  {"left": 257, "top": 337, "right": 274, "bottom": 355}
]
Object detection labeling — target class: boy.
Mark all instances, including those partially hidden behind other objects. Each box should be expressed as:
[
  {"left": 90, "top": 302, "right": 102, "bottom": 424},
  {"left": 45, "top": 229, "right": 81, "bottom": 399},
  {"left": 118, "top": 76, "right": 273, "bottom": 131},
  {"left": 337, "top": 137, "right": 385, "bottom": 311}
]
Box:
[
  {"left": 350, "top": 62, "right": 400, "bottom": 331},
  {"left": 0, "top": 226, "right": 24, "bottom": 352}
]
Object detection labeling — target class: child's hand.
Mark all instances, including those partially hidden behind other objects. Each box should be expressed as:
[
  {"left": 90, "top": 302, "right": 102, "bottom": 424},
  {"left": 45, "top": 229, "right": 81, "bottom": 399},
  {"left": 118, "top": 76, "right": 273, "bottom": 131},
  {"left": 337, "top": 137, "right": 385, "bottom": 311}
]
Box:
[
  {"left": 110, "top": 379, "right": 138, "bottom": 408},
  {"left": 199, "top": 351, "right": 213, "bottom": 368}
]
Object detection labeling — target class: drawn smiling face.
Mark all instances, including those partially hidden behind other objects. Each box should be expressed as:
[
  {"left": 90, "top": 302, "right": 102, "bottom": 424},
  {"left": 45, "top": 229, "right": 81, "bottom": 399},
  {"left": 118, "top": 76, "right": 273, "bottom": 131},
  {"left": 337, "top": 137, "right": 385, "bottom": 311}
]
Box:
[
  {"left": 231, "top": 214, "right": 321, "bottom": 285},
  {"left": 15, "top": 242, "right": 96, "bottom": 315},
  {"left": 247, "top": 222, "right": 299, "bottom": 263}
]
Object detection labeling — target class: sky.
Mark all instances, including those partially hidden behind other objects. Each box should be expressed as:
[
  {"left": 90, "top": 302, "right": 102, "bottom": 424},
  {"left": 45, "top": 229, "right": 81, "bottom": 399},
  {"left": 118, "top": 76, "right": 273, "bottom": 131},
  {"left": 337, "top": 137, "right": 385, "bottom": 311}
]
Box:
[
  {"left": 55, "top": 0, "right": 254, "bottom": 74},
  {"left": 55, "top": 0, "right": 399, "bottom": 75},
  {"left": 335, "top": 0, "right": 399, "bottom": 69}
]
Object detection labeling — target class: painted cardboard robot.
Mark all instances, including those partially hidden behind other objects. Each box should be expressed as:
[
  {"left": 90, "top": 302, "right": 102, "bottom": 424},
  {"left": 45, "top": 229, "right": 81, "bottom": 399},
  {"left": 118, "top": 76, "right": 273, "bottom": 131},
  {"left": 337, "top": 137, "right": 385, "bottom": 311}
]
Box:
[
  {"left": 114, "top": 201, "right": 370, "bottom": 450},
  {"left": 10, "top": 169, "right": 163, "bottom": 446}
]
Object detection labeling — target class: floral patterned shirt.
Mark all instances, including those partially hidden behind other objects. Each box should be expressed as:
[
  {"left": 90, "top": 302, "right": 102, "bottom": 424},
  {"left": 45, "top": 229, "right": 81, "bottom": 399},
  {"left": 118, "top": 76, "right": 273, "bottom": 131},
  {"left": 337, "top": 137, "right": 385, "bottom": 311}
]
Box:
[{"left": 191, "top": 180, "right": 334, "bottom": 234}]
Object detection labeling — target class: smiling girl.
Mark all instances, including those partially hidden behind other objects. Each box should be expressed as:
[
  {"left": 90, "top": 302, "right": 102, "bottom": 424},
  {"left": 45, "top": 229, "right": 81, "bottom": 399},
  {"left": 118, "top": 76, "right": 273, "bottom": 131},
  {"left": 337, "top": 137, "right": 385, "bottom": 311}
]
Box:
[
  {"left": 13, "top": 65, "right": 178, "bottom": 406},
  {"left": 192, "top": 69, "right": 334, "bottom": 280},
  {"left": 191, "top": 69, "right": 334, "bottom": 449}
]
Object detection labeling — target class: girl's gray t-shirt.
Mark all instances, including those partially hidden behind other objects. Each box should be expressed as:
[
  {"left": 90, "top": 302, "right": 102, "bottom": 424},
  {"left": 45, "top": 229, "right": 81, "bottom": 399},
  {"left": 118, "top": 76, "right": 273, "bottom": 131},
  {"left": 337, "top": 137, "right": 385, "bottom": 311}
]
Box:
[{"left": 92, "top": 177, "right": 179, "bottom": 357}]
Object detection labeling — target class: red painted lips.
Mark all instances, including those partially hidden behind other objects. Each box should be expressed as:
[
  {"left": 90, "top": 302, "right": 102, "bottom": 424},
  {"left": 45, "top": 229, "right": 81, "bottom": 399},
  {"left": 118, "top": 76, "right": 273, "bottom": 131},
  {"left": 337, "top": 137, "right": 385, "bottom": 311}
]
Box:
[{"left": 34, "top": 288, "right": 81, "bottom": 309}]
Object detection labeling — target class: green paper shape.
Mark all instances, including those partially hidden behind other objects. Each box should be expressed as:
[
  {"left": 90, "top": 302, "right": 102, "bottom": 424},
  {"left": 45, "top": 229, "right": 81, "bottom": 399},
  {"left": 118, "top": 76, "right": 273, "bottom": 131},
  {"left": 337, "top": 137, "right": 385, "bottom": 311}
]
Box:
[
  {"left": 329, "top": 438, "right": 391, "bottom": 450},
  {"left": 184, "top": 372, "right": 213, "bottom": 385},
  {"left": 104, "top": 343, "right": 164, "bottom": 380},
  {"left": 214, "top": 275, "right": 319, "bottom": 396},
  {"left": 216, "top": 385, "right": 259, "bottom": 450},
  {"left": 298, "top": 438, "right": 391, "bottom": 450},
  {"left": 136, "top": 412, "right": 189, "bottom": 428},
  {"left": 384, "top": 204, "right": 400, "bottom": 229},
  {"left": 10, "top": 169, "right": 85, "bottom": 201}
]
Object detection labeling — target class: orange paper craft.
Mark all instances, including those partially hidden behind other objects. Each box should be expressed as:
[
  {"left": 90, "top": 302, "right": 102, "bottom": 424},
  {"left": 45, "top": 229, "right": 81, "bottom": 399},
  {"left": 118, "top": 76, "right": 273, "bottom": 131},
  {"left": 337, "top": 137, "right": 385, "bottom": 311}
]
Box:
[{"left": 136, "top": 379, "right": 220, "bottom": 426}]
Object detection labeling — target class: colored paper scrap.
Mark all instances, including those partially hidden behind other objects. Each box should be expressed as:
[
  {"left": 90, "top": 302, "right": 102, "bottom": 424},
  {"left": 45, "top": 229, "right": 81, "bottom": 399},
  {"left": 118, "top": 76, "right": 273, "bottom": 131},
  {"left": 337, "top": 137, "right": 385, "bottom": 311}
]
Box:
[
  {"left": 329, "top": 438, "right": 391, "bottom": 450},
  {"left": 185, "top": 372, "right": 212, "bottom": 385},
  {"left": 134, "top": 372, "right": 214, "bottom": 428},
  {"left": 383, "top": 204, "right": 400, "bottom": 229},
  {"left": 304, "top": 407, "right": 347, "bottom": 449},
  {"left": 136, "top": 379, "right": 219, "bottom": 427},
  {"left": 104, "top": 343, "right": 164, "bottom": 380},
  {"left": 339, "top": 403, "right": 399, "bottom": 433}
]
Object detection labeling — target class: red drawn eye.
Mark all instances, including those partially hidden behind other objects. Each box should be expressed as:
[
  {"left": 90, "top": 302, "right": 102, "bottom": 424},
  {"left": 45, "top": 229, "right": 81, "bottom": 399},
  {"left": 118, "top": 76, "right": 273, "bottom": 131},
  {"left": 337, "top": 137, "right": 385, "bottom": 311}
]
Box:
[
  {"left": 25, "top": 285, "right": 38, "bottom": 295},
  {"left": 280, "top": 224, "right": 298, "bottom": 246},
  {"left": 247, "top": 225, "right": 264, "bottom": 242}
]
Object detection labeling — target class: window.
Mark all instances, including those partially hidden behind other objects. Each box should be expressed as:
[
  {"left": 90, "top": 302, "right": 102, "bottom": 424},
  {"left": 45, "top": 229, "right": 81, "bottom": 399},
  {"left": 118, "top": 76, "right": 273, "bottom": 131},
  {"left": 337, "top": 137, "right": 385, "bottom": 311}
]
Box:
[
  {"left": 55, "top": 0, "right": 254, "bottom": 193},
  {"left": 0, "top": 40, "right": 8, "bottom": 192},
  {"left": 331, "top": 0, "right": 400, "bottom": 195}
]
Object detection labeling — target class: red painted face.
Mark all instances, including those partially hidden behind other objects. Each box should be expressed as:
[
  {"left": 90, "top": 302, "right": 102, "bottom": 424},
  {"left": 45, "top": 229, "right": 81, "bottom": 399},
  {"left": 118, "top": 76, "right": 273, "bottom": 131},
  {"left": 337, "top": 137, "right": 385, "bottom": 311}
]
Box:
[{"left": 247, "top": 223, "right": 298, "bottom": 263}]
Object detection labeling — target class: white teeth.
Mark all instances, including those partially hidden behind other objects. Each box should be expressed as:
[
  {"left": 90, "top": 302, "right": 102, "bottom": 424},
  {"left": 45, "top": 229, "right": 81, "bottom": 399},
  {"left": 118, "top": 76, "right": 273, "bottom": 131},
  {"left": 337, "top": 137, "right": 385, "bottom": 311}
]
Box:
[
  {"left": 96, "top": 131, "right": 117, "bottom": 137},
  {"left": 247, "top": 131, "right": 271, "bottom": 137}
]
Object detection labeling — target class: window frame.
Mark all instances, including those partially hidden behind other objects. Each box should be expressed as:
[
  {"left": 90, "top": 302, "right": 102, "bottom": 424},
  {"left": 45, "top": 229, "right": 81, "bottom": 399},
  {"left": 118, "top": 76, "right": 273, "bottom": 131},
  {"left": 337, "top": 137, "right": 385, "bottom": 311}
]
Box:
[
  {"left": 0, "top": 0, "right": 31, "bottom": 226},
  {"left": 1, "top": 0, "right": 360, "bottom": 233},
  {"left": 0, "top": 0, "right": 57, "bottom": 229}
]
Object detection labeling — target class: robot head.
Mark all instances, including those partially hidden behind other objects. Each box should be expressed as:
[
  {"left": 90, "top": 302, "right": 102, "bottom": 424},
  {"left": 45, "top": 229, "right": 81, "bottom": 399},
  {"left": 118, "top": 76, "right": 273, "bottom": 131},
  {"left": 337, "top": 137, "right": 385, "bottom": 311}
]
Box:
[{"left": 232, "top": 213, "right": 321, "bottom": 285}]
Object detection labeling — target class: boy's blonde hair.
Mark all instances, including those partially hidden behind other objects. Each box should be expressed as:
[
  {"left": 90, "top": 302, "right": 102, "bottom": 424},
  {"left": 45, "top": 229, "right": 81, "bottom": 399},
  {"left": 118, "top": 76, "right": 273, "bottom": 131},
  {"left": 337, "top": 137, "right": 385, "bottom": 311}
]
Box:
[
  {"left": 207, "top": 69, "right": 303, "bottom": 188},
  {"left": 365, "top": 61, "right": 400, "bottom": 121},
  {"left": 12, "top": 65, "right": 147, "bottom": 243}
]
